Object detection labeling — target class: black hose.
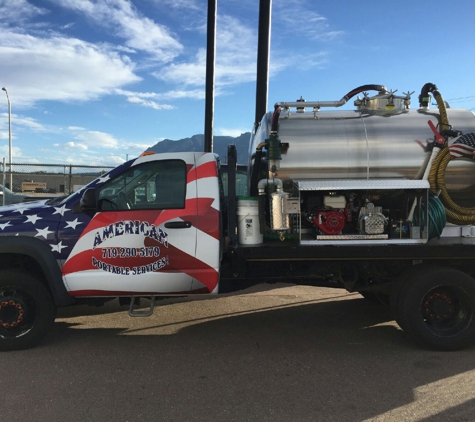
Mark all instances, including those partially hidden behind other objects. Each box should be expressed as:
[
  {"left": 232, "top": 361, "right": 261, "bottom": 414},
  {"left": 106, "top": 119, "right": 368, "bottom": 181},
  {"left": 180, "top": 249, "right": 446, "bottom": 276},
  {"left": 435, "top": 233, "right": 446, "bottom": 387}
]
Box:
[
  {"left": 418, "top": 83, "right": 449, "bottom": 130},
  {"left": 271, "top": 105, "right": 281, "bottom": 132},
  {"left": 258, "top": 194, "right": 266, "bottom": 234},
  {"left": 250, "top": 149, "right": 263, "bottom": 197},
  {"left": 250, "top": 105, "right": 281, "bottom": 196},
  {"left": 419, "top": 83, "right": 436, "bottom": 108},
  {"left": 342, "top": 84, "right": 387, "bottom": 102}
]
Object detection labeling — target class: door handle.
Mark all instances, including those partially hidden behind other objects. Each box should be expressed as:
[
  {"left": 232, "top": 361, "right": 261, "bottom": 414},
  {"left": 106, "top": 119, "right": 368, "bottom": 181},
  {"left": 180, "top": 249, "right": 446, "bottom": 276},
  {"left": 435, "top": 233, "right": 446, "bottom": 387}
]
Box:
[{"left": 164, "top": 221, "right": 192, "bottom": 229}]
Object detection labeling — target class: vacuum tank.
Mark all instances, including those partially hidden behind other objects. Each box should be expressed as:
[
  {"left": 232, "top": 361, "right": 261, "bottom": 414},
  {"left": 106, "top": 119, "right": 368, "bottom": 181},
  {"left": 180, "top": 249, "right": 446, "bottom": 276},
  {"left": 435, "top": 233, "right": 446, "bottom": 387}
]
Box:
[
  {"left": 247, "top": 85, "right": 475, "bottom": 239},
  {"left": 249, "top": 86, "right": 475, "bottom": 193},
  {"left": 275, "top": 109, "right": 475, "bottom": 182}
]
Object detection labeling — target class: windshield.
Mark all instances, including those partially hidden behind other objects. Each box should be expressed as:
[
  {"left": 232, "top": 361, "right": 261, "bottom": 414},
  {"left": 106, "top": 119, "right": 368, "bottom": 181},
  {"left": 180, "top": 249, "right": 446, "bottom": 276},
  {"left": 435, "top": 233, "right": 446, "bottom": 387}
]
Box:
[
  {"left": 45, "top": 171, "right": 111, "bottom": 206},
  {"left": 46, "top": 161, "right": 132, "bottom": 206}
]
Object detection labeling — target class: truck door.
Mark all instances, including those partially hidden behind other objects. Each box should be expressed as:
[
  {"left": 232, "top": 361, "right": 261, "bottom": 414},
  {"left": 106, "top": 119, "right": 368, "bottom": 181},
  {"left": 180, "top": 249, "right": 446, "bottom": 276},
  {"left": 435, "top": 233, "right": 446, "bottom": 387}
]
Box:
[{"left": 61, "top": 154, "right": 199, "bottom": 296}]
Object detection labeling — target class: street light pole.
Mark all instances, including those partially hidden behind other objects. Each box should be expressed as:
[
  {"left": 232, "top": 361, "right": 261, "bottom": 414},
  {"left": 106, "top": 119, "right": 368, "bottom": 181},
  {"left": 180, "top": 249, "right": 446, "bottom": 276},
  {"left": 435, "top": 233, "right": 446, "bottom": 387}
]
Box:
[{"left": 2, "top": 87, "right": 12, "bottom": 190}]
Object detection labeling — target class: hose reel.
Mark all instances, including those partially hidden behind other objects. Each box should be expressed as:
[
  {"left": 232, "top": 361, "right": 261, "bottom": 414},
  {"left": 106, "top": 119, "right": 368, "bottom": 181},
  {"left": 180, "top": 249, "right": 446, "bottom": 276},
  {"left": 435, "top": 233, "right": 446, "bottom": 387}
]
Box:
[
  {"left": 420, "top": 83, "right": 475, "bottom": 225},
  {"left": 429, "top": 145, "right": 475, "bottom": 225}
]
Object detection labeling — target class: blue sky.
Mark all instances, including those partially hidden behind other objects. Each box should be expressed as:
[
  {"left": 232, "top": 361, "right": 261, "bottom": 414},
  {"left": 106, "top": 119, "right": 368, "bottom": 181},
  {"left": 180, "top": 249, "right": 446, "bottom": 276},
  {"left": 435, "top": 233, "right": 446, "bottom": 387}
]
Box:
[{"left": 1, "top": 0, "right": 475, "bottom": 166}]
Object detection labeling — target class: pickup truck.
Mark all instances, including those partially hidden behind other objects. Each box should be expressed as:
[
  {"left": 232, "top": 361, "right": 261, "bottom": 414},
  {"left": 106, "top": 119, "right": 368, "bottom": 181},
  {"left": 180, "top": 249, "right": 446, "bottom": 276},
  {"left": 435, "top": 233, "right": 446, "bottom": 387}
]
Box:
[
  {"left": 3, "top": 86, "right": 475, "bottom": 353},
  {"left": 0, "top": 152, "right": 221, "bottom": 350}
]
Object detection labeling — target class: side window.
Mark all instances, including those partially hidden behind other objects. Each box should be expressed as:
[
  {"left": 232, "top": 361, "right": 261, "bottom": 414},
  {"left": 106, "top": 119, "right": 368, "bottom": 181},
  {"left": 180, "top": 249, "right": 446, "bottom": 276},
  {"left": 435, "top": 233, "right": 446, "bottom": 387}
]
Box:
[
  {"left": 220, "top": 164, "right": 248, "bottom": 197},
  {"left": 97, "top": 160, "right": 187, "bottom": 211}
]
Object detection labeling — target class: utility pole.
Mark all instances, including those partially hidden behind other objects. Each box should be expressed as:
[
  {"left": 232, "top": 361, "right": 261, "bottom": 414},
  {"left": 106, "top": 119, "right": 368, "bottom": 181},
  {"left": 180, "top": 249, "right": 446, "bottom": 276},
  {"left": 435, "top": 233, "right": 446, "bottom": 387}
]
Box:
[
  {"left": 2, "top": 87, "right": 12, "bottom": 190},
  {"left": 254, "top": 0, "right": 272, "bottom": 132},
  {"left": 204, "top": 0, "right": 217, "bottom": 153}
]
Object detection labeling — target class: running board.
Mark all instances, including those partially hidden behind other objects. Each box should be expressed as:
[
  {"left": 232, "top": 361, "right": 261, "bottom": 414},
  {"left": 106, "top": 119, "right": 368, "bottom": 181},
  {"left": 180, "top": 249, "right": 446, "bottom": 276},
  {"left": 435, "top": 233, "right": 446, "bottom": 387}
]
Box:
[{"left": 128, "top": 296, "right": 155, "bottom": 317}]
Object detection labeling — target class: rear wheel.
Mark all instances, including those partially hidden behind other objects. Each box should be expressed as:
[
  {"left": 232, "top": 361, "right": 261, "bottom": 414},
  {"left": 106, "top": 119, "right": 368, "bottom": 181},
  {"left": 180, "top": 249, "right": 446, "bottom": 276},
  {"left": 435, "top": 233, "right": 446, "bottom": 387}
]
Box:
[
  {"left": 0, "top": 270, "right": 56, "bottom": 351},
  {"left": 396, "top": 267, "right": 475, "bottom": 350}
]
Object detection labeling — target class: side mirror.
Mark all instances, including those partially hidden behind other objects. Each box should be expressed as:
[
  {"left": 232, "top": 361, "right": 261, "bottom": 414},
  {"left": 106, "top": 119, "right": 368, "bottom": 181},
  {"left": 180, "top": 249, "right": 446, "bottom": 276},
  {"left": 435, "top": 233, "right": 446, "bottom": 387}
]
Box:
[{"left": 80, "top": 188, "right": 97, "bottom": 212}]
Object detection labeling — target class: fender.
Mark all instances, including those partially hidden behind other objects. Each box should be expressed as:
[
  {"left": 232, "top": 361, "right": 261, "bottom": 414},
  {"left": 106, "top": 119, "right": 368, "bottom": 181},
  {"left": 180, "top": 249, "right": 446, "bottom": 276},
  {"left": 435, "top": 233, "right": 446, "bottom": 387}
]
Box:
[{"left": 0, "top": 236, "right": 75, "bottom": 306}]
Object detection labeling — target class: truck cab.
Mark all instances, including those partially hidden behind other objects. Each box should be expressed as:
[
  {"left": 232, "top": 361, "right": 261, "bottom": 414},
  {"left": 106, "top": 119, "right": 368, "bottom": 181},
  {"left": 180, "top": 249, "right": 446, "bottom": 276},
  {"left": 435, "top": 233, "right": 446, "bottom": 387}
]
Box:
[{"left": 0, "top": 152, "right": 222, "bottom": 350}]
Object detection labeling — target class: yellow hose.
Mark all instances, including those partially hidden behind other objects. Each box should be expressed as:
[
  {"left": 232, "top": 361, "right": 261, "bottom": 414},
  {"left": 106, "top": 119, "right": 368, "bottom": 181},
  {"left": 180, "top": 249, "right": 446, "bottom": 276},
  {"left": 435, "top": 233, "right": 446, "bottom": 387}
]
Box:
[
  {"left": 434, "top": 91, "right": 450, "bottom": 133},
  {"left": 429, "top": 148, "right": 475, "bottom": 224},
  {"left": 426, "top": 89, "right": 475, "bottom": 224}
]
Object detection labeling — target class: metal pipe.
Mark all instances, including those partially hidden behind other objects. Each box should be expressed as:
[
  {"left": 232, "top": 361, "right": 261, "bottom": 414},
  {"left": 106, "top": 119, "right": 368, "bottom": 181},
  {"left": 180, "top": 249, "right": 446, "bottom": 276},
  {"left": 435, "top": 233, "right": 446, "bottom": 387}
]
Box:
[
  {"left": 257, "top": 177, "right": 283, "bottom": 194},
  {"left": 275, "top": 85, "right": 387, "bottom": 110},
  {"left": 204, "top": 0, "right": 217, "bottom": 153},
  {"left": 254, "top": 0, "right": 272, "bottom": 131},
  {"left": 275, "top": 100, "right": 348, "bottom": 109},
  {"left": 2, "top": 87, "right": 12, "bottom": 190},
  {"left": 2, "top": 157, "right": 5, "bottom": 206}
]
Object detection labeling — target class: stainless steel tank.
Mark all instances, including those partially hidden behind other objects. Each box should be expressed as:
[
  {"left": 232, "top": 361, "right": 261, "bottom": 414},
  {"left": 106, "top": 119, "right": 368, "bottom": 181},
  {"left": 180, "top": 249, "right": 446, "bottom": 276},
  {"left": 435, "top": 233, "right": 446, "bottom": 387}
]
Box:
[{"left": 250, "top": 108, "right": 475, "bottom": 192}]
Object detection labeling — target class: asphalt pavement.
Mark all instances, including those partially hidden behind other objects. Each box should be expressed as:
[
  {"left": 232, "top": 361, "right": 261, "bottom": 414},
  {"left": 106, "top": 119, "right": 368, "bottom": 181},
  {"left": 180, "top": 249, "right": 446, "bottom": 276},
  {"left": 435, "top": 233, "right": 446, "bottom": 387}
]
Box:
[{"left": 1, "top": 284, "right": 475, "bottom": 422}]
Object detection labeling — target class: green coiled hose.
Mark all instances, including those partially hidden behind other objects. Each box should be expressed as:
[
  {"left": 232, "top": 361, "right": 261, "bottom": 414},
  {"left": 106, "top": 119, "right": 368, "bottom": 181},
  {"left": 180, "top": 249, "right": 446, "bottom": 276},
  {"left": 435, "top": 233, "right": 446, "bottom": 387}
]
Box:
[{"left": 414, "top": 196, "right": 447, "bottom": 240}]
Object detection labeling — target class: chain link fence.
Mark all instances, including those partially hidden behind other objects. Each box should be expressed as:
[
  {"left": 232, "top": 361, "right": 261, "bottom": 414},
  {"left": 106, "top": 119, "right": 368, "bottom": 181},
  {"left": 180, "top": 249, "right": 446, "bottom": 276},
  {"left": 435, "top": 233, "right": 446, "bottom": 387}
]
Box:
[{"left": 1, "top": 160, "right": 114, "bottom": 203}]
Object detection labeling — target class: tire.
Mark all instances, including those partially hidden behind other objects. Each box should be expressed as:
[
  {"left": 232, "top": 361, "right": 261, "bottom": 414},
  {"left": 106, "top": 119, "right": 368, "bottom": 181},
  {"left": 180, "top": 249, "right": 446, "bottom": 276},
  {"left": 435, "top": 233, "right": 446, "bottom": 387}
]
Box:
[
  {"left": 397, "top": 266, "right": 475, "bottom": 351},
  {"left": 390, "top": 265, "right": 433, "bottom": 332},
  {"left": 0, "top": 270, "right": 56, "bottom": 351}
]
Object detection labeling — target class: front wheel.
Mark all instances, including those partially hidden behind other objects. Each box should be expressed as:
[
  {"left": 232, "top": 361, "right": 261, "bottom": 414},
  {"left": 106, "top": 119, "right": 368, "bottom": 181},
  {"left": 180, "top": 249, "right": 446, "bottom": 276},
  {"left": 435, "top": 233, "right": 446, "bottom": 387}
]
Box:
[
  {"left": 397, "top": 267, "right": 475, "bottom": 351},
  {"left": 0, "top": 270, "right": 56, "bottom": 351}
]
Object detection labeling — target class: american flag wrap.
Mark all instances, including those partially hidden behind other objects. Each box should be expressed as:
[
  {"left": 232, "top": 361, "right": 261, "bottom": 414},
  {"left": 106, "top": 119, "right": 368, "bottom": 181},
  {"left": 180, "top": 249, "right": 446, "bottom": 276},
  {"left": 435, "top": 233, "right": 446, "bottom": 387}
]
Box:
[{"left": 449, "top": 133, "right": 475, "bottom": 159}]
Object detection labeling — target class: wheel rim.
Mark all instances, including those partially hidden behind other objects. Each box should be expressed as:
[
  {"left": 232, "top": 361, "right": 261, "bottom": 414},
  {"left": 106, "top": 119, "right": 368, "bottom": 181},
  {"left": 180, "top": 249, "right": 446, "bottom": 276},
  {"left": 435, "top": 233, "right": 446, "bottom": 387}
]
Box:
[
  {"left": 421, "top": 285, "right": 474, "bottom": 337},
  {"left": 0, "top": 287, "right": 37, "bottom": 339}
]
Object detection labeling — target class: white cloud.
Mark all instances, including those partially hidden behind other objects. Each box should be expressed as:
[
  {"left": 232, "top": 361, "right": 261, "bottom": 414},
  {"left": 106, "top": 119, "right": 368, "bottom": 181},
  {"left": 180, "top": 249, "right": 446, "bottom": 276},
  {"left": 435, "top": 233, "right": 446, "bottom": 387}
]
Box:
[
  {"left": 155, "top": 48, "right": 207, "bottom": 87},
  {"left": 102, "top": 154, "right": 126, "bottom": 165},
  {"left": 159, "top": 89, "right": 205, "bottom": 100},
  {"left": 0, "top": 0, "right": 47, "bottom": 24},
  {"left": 114, "top": 88, "right": 204, "bottom": 107},
  {"left": 216, "top": 128, "right": 249, "bottom": 137},
  {"left": 65, "top": 142, "right": 88, "bottom": 150},
  {"left": 155, "top": 0, "right": 201, "bottom": 11},
  {"left": 270, "top": 51, "right": 329, "bottom": 74},
  {"left": 0, "top": 29, "right": 140, "bottom": 107},
  {"left": 8, "top": 114, "right": 49, "bottom": 132},
  {"left": 273, "top": 0, "right": 344, "bottom": 41},
  {"left": 0, "top": 113, "right": 52, "bottom": 139},
  {"left": 47, "top": 128, "right": 151, "bottom": 161},
  {"left": 152, "top": 3, "right": 340, "bottom": 92},
  {"left": 54, "top": 0, "right": 183, "bottom": 62},
  {"left": 0, "top": 145, "right": 23, "bottom": 159},
  {"left": 126, "top": 96, "right": 174, "bottom": 110},
  {"left": 125, "top": 142, "right": 152, "bottom": 151},
  {"left": 156, "top": 15, "right": 257, "bottom": 89},
  {"left": 69, "top": 128, "right": 120, "bottom": 149},
  {"left": 55, "top": 152, "right": 125, "bottom": 166}
]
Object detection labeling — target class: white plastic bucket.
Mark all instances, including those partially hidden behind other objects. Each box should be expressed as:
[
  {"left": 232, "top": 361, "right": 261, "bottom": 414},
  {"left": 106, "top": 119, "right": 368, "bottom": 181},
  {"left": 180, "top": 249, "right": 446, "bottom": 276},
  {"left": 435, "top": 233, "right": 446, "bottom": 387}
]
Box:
[{"left": 237, "top": 197, "right": 263, "bottom": 245}]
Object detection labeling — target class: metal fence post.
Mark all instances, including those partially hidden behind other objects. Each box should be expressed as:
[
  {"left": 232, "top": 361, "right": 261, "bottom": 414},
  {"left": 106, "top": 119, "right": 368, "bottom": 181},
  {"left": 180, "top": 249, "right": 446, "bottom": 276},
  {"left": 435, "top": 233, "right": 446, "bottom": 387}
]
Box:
[
  {"left": 68, "top": 165, "right": 73, "bottom": 194},
  {"left": 2, "top": 157, "right": 5, "bottom": 206}
]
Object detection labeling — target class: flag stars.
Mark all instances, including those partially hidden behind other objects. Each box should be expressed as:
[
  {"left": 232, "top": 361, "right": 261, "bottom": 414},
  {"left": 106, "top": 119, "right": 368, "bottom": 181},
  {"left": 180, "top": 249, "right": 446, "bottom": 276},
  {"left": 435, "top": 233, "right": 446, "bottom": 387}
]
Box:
[
  {"left": 12, "top": 204, "right": 34, "bottom": 215},
  {"left": 96, "top": 174, "right": 110, "bottom": 184},
  {"left": 51, "top": 241, "right": 67, "bottom": 253},
  {"left": 0, "top": 221, "right": 12, "bottom": 230},
  {"left": 35, "top": 226, "right": 54, "bottom": 239},
  {"left": 24, "top": 214, "right": 42, "bottom": 224},
  {"left": 64, "top": 218, "right": 83, "bottom": 230},
  {"left": 53, "top": 204, "right": 71, "bottom": 217}
]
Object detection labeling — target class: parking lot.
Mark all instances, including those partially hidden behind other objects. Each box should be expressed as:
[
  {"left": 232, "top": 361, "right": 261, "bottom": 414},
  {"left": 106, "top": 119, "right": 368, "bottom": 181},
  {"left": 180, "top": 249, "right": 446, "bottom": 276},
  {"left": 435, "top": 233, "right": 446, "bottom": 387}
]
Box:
[{"left": 1, "top": 284, "right": 475, "bottom": 422}]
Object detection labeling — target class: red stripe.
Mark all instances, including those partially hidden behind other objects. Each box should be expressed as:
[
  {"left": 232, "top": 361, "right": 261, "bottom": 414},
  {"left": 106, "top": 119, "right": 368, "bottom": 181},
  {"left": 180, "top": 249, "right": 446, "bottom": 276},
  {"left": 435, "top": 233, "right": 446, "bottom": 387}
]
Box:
[
  {"left": 77, "top": 209, "right": 167, "bottom": 239},
  {"left": 450, "top": 145, "right": 473, "bottom": 153},
  {"left": 151, "top": 197, "right": 212, "bottom": 227},
  {"left": 188, "top": 160, "right": 218, "bottom": 183}
]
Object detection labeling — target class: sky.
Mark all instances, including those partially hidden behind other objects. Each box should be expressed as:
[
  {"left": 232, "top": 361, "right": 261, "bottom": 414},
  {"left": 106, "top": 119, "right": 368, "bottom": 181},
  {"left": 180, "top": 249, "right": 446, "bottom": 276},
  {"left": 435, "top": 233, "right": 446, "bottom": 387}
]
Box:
[{"left": 1, "top": 0, "right": 475, "bottom": 166}]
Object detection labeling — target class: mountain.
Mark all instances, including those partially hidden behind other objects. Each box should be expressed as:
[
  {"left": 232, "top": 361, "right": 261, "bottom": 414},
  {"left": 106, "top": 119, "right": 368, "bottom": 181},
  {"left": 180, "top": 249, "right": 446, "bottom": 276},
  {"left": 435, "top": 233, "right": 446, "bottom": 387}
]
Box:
[{"left": 146, "top": 133, "right": 252, "bottom": 164}]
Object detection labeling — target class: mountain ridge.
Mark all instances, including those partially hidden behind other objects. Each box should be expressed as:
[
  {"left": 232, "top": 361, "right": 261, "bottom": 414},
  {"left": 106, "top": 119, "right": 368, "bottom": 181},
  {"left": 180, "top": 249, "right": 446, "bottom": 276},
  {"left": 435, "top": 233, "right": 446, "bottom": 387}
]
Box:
[{"left": 146, "top": 133, "right": 252, "bottom": 164}]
